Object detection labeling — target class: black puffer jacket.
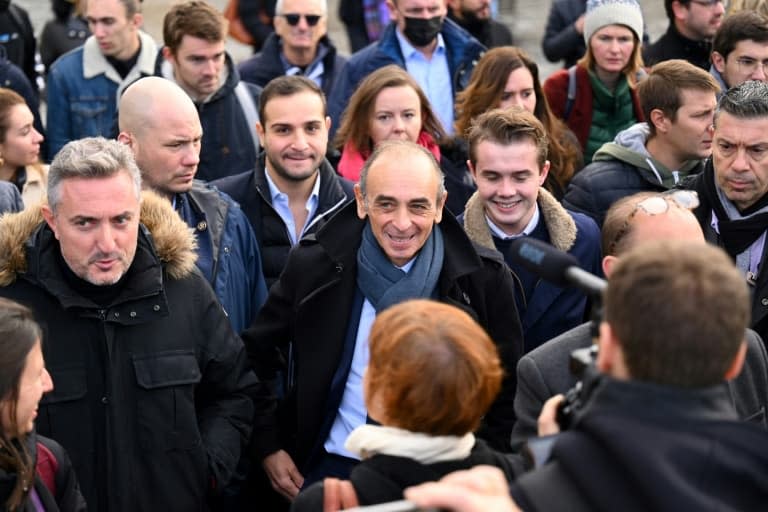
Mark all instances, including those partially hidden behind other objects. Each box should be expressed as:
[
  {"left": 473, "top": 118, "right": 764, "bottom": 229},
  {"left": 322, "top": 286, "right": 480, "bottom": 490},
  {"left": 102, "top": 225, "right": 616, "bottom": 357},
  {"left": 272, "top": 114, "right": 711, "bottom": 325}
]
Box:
[{"left": 0, "top": 193, "right": 259, "bottom": 512}]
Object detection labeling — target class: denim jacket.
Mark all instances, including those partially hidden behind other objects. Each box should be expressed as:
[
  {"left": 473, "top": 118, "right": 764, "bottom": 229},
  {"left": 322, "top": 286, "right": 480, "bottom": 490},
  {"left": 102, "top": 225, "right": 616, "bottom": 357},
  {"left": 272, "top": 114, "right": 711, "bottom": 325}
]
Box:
[{"left": 46, "top": 31, "right": 157, "bottom": 160}]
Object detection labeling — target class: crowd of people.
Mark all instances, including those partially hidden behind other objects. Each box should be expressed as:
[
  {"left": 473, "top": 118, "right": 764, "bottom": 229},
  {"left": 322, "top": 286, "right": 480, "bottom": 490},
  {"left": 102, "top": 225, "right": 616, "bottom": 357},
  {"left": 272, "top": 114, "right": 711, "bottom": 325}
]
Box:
[{"left": 0, "top": 0, "right": 767, "bottom": 510}]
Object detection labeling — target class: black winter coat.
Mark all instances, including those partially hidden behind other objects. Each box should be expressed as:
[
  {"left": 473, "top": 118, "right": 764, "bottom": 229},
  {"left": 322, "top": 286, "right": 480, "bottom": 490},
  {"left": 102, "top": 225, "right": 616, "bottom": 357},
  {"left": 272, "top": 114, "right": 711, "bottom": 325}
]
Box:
[
  {"left": 0, "top": 193, "right": 259, "bottom": 512},
  {"left": 242, "top": 202, "right": 524, "bottom": 467},
  {"left": 512, "top": 378, "right": 768, "bottom": 511},
  {"left": 292, "top": 439, "right": 519, "bottom": 510},
  {"left": 563, "top": 158, "right": 704, "bottom": 227}
]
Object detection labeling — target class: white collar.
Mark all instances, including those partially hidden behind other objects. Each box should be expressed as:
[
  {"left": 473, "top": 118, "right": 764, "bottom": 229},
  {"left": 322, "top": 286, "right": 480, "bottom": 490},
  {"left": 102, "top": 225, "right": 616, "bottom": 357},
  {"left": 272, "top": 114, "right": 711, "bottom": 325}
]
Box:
[{"left": 345, "top": 424, "right": 475, "bottom": 464}]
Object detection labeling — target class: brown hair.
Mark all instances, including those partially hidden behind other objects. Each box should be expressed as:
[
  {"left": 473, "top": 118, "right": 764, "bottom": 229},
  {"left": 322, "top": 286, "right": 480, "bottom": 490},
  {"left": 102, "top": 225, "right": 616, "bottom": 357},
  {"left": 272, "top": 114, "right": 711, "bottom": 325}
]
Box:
[
  {"left": 578, "top": 29, "right": 644, "bottom": 86},
  {"left": 365, "top": 299, "right": 503, "bottom": 436},
  {"left": 333, "top": 65, "right": 446, "bottom": 155},
  {"left": 605, "top": 241, "right": 749, "bottom": 388},
  {"left": 638, "top": 60, "right": 720, "bottom": 137},
  {"left": 455, "top": 47, "right": 581, "bottom": 194},
  {"left": 163, "top": 0, "right": 226, "bottom": 54},
  {"left": 0, "top": 89, "right": 26, "bottom": 144},
  {"left": 466, "top": 107, "right": 549, "bottom": 169},
  {"left": 0, "top": 298, "right": 42, "bottom": 510},
  {"left": 258, "top": 75, "right": 327, "bottom": 126},
  {"left": 713, "top": 10, "right": 768, "bottom": 60}
]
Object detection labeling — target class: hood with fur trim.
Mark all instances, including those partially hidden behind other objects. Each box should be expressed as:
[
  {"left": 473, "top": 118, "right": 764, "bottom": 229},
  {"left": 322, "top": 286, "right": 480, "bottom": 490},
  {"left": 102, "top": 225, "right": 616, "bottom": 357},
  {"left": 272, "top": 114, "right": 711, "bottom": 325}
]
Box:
[
  {"left": 0, "top": 190, "right": 197, "bottom": 287},
  {"left": 463, "top": 187, "right": 577, "bottom": 253}
]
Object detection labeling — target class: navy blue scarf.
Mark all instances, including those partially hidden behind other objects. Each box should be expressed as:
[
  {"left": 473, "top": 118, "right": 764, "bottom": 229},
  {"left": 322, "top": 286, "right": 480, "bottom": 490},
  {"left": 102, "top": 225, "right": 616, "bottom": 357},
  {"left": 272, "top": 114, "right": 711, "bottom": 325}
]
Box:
[{"left": 356, "top": 222, "right": 444, "bottom": 312}]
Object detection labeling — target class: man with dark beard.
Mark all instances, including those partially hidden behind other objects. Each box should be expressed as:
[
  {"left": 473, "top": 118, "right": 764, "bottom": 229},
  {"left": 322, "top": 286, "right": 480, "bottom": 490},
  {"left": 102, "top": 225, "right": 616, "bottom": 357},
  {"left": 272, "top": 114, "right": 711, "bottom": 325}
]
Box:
[
  {"left": 212, "top": 75, "right": 353, "bottom": 288},
  {"left": 446, "top": 0, "right": 512, "bottom": 48}
]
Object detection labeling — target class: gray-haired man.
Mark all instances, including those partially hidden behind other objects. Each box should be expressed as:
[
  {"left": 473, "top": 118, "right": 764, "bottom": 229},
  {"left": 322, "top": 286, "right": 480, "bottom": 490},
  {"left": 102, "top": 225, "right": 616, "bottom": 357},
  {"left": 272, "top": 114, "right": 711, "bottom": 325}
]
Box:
[{"left": 0, "top": 137, "right": 259, "bottom": 511}]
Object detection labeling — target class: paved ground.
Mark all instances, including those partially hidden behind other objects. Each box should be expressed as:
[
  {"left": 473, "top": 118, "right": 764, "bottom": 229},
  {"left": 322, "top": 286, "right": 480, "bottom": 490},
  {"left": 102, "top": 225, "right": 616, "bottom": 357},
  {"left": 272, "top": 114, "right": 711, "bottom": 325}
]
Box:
[{"left": 17, "top": 0, "right": 668, "bottom": 80}]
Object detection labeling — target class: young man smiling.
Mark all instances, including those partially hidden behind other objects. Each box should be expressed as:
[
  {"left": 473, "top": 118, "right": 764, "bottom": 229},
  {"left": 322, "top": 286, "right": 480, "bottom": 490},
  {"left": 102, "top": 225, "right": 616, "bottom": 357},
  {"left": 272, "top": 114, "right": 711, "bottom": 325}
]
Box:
[{"left": 462, "top": 107, "right": 601, "bottom": 353}]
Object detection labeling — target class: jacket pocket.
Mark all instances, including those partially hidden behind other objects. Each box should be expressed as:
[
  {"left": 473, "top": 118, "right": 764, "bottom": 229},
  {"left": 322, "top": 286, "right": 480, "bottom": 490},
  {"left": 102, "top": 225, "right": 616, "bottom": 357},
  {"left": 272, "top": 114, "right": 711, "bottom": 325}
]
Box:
[
  {"left": 70, "top": 99, "right": 110, "bottom": 138},
  {"left": 132, "top": 350, "right": 203, "bottom": 451},
  {"left": 38, "top": 365, "right": 91, "bottom": 467}
]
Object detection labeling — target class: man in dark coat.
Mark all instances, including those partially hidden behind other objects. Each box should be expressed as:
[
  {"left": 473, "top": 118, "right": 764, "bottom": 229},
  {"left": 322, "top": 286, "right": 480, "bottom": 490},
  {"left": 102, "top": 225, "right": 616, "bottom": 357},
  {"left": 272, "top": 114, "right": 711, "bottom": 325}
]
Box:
[
  {"left": 0, "top": 137, "right": 259, "bottom": 512},
  {"left": 688, "top": 80, "right": 768, "bottom": 343},
  {"left": 158, "top": 1, "right": 262, "bottom": 181},
  {"left": 241, "top": 140, "right": 523, "bottom": 503},
  {"left": 238, "top": 0, "right": 347, "bottom": 101},
  {"left": 213, "top": 75, "right": 353, "bottom": 289},
  {"left": 118, "top": 76, "right": 267, "bottom": 333},
  {"left": 445, "top": 0, "right": 513, "bottom": 48},
  {"left": 509, "top": 240, "right": 768, "bottom": 511},
  {"left": 327, "top": 0, "right": 486, "bottom": 137},
  {"left": 512, "top": 191, "right": 768, "bottom": 446},
  {"left": 643, "top": 0, "right": 724, "bottom": 70}
]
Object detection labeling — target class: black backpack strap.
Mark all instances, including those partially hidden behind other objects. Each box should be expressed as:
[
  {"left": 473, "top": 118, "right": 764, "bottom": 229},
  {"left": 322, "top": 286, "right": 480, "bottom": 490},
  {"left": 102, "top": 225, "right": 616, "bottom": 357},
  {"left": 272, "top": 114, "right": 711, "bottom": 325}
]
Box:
[{"left": 564, "top": 65, "right": 578, "bottom": 121}]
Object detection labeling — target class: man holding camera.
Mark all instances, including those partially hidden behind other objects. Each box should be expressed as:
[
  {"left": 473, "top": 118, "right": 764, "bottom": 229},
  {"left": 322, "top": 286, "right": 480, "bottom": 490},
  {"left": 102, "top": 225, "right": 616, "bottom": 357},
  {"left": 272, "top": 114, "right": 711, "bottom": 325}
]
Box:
[
  {"left": 512, "top": 191, "right": 768, "bottom": 444},
  {"left": 509, "top": 240, "right": 768, "bottom": 510}
]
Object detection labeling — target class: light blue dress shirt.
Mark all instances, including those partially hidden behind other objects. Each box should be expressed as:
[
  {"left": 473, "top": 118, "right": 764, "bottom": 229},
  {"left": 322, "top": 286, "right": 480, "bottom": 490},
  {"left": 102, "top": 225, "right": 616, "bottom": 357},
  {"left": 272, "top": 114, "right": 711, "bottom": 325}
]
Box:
[
  {"left": 324, "top": 258, "right": 417, "bottom": 459},
  {"left": 395, "top": 29, "right": 454, "bottom": 135},
  {"left": 264, "top": 168, "right": 321, "bottom": 245}
]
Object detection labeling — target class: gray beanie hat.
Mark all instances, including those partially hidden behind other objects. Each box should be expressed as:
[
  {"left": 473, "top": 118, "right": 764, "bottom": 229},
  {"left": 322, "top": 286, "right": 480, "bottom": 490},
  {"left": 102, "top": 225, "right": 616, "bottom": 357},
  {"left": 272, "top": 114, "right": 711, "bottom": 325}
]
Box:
[{"left": 584, "top": 0, "right": 643, "bottom": 44}]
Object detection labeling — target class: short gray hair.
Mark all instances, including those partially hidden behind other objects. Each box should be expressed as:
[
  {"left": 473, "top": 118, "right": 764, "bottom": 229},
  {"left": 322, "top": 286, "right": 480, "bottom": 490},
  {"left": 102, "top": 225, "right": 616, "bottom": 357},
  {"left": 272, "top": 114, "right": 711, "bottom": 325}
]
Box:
[
  {"left": 48, "top": 137, "right": 142, "bottom": 212},
  {"left": 715, "top": 80, "right": 768, "bottom": 126},
  {"left": 275, "top": 0, "right": 328, "bottom": 15},
  {"left": 359, "top": 140, "right": 446, "bottom": 201}
]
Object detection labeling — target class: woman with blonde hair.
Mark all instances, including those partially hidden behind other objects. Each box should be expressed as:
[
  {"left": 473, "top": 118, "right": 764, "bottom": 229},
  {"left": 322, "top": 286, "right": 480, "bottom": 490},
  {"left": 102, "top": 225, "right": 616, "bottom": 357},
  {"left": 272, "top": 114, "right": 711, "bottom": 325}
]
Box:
[
  {"left": 334, "top": 65, "right": 475, "bottom": 214},
  {"left": 455, "top": 46, "right": 583, "bottom": 199},
  {"left": 0, "top": 89, "right": 46, "bottom": 208},
  {"left": 544, "top": 0, "right": 645, "bottom": 163},
  {"left": 291, "top": 299, "right": 518, "bottom": 511}
]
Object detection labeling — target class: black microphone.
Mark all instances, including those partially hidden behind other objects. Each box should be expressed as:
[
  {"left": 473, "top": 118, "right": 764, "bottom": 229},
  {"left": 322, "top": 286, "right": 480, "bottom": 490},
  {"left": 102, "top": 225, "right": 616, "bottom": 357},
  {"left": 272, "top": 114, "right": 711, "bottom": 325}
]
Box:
[{"left": 508, "top": 238, "right": 606, "bottom": 297}]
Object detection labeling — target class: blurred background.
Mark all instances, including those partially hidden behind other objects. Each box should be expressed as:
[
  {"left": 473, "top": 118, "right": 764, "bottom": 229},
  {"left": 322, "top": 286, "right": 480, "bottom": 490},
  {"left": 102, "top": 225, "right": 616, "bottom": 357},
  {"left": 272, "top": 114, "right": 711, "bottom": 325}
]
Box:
[{"left": 16, "top": 0, "right": 668, "bottom": 81}]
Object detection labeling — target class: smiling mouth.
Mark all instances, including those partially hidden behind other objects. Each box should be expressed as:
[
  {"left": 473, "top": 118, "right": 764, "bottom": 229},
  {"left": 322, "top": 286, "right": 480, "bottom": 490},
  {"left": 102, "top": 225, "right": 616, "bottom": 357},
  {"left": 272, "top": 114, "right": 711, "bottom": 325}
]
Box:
[
  {"left": 386, "top": 232, "right": 416, "bottom": 245},
  {"left": 494, "top": 199, "right": 521, "bottom": 210}
]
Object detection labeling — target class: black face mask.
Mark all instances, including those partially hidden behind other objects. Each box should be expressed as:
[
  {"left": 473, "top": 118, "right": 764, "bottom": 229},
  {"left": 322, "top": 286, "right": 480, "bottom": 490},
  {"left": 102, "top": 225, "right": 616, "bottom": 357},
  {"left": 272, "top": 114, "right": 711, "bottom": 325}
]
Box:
[{"left": 402, "top": 15, "right": 443, "bottom": 47}]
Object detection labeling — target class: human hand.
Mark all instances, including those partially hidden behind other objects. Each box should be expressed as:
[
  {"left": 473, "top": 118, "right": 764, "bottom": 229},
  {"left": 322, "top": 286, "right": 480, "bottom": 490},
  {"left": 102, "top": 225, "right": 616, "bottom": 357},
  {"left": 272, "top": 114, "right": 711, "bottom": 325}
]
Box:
[
  {"left": 262, "top": 449, "right": 304, "bottom": 499},
  {"left": 574, "top": 14, "right": 586, "bottom": 34},
  {"left": 537, "top": 394, "right": 565, "bottom": 437},
  {"left": 404, "top": 466, "right": 520, "bottom": 512}
]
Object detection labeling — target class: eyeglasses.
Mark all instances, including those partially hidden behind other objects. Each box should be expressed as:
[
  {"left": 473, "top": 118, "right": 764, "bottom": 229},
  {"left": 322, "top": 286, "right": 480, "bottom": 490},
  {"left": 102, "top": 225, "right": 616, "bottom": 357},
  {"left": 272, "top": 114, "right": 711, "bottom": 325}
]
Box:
[
  {"left": 735, "top": 57, "right": 768, "bottom": 76},
  {"left": 689, "top": 0, "right": 728, "bottom": 8},
  {"left": 607, "top": 190, "right": 700, "bottom": 256},
  {"left": 279, "top": 13, "right": 323, "bottom": 26}
]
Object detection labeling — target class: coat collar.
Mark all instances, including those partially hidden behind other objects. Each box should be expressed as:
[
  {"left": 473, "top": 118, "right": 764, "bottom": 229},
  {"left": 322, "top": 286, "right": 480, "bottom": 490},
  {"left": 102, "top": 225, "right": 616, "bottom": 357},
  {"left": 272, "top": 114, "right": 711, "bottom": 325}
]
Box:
[
  {"left": 82, "top": 31, "right": 157, "bottom": 83},
  {"left": 463, "top": 188, "right": 577, "bottom": 252}
]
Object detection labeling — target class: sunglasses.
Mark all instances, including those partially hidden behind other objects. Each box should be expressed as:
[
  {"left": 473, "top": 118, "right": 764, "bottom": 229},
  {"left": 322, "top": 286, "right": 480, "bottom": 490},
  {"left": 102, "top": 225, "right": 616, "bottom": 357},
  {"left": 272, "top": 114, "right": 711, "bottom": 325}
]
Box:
[
  {"left": 607, "top": 190, "right": 700, "bottom": 256},
  {"left": 280, "top": 13, "right": 323, "bottom": 26}
]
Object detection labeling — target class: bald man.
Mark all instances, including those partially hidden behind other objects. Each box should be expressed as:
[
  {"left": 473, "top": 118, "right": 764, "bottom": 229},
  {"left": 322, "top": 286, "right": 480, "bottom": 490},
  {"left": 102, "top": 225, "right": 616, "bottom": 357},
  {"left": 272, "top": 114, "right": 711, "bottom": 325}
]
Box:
[
  {"left": 118, "top": 76, "right": 267, "bottom": 333},
  {"left": 511, "top": 191, "right": 768, "bottom": 446}
]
